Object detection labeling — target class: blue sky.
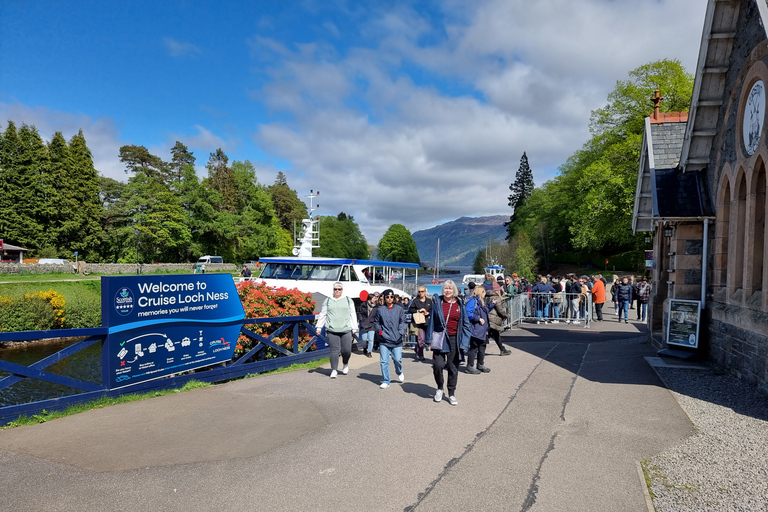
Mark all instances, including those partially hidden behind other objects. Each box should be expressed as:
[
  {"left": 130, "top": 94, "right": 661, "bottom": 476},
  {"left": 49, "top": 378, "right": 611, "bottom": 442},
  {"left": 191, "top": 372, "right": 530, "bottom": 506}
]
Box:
[{"left": 0, "top": 0, "right": 705, "bottom": 243}]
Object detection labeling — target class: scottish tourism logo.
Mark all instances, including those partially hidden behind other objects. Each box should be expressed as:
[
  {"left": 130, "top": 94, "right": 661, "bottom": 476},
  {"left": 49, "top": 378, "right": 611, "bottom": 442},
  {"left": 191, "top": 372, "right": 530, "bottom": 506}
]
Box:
[{"left": 114, "top": 287, "right": 134, "bottom": 316}]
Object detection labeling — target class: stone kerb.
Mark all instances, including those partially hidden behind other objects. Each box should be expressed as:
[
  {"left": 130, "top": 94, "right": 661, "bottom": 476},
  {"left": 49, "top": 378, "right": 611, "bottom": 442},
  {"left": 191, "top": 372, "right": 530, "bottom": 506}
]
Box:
[{"left": 0, "top": 263, "right": 237, "bottom": 275}]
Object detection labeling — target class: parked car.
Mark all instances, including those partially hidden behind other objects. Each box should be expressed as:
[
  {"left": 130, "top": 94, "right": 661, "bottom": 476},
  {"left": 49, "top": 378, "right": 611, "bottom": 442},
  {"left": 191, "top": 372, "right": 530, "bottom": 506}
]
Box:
[{"left": 196, "top": 256, "right": 224, "bottom": 264}]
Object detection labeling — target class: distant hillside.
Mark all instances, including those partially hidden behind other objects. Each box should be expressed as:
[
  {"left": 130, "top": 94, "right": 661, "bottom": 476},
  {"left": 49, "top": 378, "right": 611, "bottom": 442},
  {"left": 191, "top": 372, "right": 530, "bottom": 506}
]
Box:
[{"left": 412, "top": 216, "right": 509, "bottom": 267}]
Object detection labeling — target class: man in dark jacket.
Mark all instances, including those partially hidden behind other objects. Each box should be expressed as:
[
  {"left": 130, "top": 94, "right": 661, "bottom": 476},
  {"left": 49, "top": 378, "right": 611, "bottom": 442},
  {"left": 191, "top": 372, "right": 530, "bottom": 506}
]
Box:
[
  {"left": 374, "top": 289, "right": 406, "bottom": 389},
  {"left": 615, "top": 277, "right": 634, "bottom": 323}
]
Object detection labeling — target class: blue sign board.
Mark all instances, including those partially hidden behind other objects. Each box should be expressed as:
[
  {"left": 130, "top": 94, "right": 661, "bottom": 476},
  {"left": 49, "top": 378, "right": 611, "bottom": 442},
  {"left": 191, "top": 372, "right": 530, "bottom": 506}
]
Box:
[{"left": 102, "top": 274, "right": 245, "bottom": 388}]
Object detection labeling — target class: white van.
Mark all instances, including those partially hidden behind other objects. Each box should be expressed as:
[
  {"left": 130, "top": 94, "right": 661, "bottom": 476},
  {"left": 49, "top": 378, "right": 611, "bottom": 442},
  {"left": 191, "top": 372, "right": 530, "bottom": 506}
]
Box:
[{"left": 196, "top": 255, "right": 224, "bottom": 264}]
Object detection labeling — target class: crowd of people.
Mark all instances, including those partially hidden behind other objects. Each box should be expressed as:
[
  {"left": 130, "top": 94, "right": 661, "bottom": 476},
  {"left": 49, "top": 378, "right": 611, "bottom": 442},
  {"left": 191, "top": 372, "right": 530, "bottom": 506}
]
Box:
[
  {"left": 514, "top": 273, "right": 652, "bottom": 325},
  {"left": 314, "top": 271, "right": 652, "bottom": 406}
]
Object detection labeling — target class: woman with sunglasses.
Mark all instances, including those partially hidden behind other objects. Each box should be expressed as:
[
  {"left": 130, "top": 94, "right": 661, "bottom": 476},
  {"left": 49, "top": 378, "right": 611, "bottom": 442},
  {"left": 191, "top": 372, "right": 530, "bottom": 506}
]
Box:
[{"left": 316, "top": 282, "right": 359, "bottom": 378}]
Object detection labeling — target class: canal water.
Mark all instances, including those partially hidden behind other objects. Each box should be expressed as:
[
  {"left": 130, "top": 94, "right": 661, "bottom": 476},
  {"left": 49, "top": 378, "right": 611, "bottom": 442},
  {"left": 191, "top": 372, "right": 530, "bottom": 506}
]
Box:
[{"left": 0, "top": 338, "right": 102, "bottom": 408}]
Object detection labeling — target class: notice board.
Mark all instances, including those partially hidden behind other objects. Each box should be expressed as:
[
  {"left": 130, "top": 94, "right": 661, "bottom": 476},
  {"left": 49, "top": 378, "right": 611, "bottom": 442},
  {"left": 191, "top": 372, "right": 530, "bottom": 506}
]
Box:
[{"left": 666, "top": 299, "right": 701, "bottom": 349}]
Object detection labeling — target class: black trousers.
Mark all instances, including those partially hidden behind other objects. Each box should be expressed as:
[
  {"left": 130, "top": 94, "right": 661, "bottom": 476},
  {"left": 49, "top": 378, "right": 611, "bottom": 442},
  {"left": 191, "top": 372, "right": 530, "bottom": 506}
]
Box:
[
  {"left": 488, "top": 328, "right": 503, "bottom": 352},
  {"left": 433, "top": 333, "right": 460, "bottom": 396},
  {"left": 594, "top": 302, "right": 603, "bottom": 321},
  {"left": 466, "top": 336, "right": 486, "bottom": 367}
]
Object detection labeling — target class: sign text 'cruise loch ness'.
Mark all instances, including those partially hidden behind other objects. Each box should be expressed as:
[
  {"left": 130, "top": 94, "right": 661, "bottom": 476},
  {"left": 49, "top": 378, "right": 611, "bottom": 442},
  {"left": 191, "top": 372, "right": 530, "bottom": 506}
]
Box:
[{"left": 102, "top": 274, "right": 245, "bottom": 388}]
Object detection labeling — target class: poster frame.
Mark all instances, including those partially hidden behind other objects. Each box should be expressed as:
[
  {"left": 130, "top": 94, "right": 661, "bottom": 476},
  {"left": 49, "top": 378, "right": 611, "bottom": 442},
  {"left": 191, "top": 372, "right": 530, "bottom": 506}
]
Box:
[{"left": 666, "top": 298, "right": 701, "bottom": 349}]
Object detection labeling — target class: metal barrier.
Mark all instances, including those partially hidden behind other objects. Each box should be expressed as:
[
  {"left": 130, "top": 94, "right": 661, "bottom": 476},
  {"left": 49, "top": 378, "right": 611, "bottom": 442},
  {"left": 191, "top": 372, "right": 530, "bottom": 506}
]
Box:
[
  {"left": 0, "top": 316, "right": 328, "bottom": 426},
  {"left": 506, "top": 293, "right": 592, "bottom": 328}
]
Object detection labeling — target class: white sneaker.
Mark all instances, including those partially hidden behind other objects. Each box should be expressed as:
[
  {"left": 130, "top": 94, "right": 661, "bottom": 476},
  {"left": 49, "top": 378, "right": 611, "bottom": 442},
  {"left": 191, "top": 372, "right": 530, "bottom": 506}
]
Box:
[
  {"left": 330, "top": 370, "right": 337, "bottom": 379},
  {"left": 572, "top": 321, "right": 580, "bottom": 325},
  {"left": 398, "top": 373, "right": 404, "bottom": 383},
  {"left": 448, "top": 395, "right": 458, "bottom": 406},
  {"left": 341, "top": 364, "right": 349, "bottom": 375},
  {"left": 434, "top": 389, "right": 443, "bottom": 402},
  {"left": 380, "top": 382, "right": 390, "bottom": 389},
  {"left": 553, "top": 320, "right": 559, "bottom": 324}
]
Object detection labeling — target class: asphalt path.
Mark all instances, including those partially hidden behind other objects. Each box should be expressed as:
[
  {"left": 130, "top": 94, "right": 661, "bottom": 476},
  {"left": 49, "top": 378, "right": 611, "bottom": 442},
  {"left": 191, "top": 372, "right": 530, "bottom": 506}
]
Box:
[{"left": 0, "top": 314, "right": 694, "bottom": 512}]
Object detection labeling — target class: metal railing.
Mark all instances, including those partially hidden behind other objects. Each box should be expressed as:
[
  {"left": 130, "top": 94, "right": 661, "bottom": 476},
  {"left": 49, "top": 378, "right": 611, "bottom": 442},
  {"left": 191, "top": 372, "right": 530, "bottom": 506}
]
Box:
[
  {"left": 505, "top": 293, "right": 593, "bottom": 328},
  {"left": 0, "top": 316, "right": 329, "bottom": 426}
]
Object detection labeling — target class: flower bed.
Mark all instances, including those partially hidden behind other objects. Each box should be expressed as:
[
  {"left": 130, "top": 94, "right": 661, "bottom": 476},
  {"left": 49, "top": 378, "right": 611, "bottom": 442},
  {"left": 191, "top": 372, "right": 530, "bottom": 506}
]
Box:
[{"left": 235, "top": 281, "right": 316, "bottom": 359}]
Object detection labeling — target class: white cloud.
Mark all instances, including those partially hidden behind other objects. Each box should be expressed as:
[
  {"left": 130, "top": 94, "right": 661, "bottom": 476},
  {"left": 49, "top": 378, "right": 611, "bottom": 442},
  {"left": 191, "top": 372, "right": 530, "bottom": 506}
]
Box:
[
  {"left": 0, "top": 100, "right": 125, "bottom": 180},
  {"left": 249, "top": 0, "right": 705, "bottom": 243},
  {"left": 163, "top": 37, "right": 202, "bottom": 58}
]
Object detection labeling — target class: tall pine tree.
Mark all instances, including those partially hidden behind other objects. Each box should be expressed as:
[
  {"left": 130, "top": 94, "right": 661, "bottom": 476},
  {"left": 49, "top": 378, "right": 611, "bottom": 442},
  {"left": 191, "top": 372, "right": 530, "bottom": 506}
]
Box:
[
  {"left": 506, "top": 152, "right": 535, "bottom": 239},
  {"left": 65, "top": 130, "right": 105, "bottom": 260}
]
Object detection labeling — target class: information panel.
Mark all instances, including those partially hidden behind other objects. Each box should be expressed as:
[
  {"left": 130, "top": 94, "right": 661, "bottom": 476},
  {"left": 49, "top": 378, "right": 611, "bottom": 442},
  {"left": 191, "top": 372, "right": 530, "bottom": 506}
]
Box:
[
  {"left": 666, "top": 299, "right": 701, "bottom": 349},
  {"left": 102, "top": 274, "right": 245, "bottom": 388}
]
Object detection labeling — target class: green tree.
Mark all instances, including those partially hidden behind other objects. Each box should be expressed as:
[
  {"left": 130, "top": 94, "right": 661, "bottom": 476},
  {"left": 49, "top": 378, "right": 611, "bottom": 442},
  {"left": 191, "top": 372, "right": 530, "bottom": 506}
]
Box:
[
  {"left": 590, "top": 58, "right": 694, "bottom": 136},
  {"left": 119, "top": 144, "right": 170, "bottom": 183},
  {"left": 506, "top": 59, "right": 695, "bottom": 261},
  {"left": 378, "top": 224, "right": 419, "bottom": 263},
  {"left": 124, "top": 172, "right": 191, "bottom": 263},
  {"left": 15, "top": 124, "right": 54, "bottom": 250},
  {"left": 506, "top": 152, "right": 534, "bottom": 239},
  {"left": 63, "top": 130, "right": 105, "bottom": 260},
  {"left": 169, "top": 141, "right": 195, "bottom": 187},
  {"left": 268, "top": 172, "right": 308, "bottom": 232},
  {"left": 99, "top": 176, "right": 131, "bottom": 262},
  {"left": 315, "top": 212, "right": 369, "bottom": 259},
  {"left": 206, "top": 148, "right": 237, "bottom": 214}
]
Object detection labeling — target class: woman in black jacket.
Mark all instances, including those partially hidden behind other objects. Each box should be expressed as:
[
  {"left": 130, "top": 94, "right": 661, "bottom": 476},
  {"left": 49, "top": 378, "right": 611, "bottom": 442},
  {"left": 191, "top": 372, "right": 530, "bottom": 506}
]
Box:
[{"left": 408, "top": 286, "right": 432, "bottom": 361}]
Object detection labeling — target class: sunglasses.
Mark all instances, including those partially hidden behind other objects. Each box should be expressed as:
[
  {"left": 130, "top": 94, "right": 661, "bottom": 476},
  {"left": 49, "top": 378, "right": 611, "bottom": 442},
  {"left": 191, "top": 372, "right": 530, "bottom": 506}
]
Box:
[{"left": 333, "top": 288, "right": 342, "bottom": 291}]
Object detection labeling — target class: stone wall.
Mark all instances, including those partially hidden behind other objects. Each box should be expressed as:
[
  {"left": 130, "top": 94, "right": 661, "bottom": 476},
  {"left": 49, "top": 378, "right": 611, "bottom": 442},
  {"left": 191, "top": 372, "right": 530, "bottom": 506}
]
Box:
[
  {"left": 706, "top": 301, "right": 768, "bottom": 394},
  {"left": 0, "top": 263, "right": 238, "bottom": 275}
]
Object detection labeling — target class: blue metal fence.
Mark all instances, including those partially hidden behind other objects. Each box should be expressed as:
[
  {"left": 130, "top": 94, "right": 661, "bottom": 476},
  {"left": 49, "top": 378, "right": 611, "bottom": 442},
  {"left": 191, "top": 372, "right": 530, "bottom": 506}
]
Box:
[{"left": 0, "top": 315, "right": 328, "bottom": 426}]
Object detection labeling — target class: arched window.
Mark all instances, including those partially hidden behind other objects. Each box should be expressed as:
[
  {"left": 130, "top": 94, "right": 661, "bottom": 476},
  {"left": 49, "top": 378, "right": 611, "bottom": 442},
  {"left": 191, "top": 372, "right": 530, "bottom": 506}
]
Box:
[
  {"left": 730, "top": 170, "right": 747, "bottom": 298},
  {"left": 751, "top": 162, "right": 766, "bottom": 295},
  {"left": 715, "top": 177, "right": 731, "bottom": 292}
]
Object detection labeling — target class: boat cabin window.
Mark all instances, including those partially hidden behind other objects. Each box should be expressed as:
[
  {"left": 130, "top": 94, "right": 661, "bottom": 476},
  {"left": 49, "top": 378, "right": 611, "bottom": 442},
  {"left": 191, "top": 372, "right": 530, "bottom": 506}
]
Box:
[{"left": 259, "top": 263, "right": 342, "bottom": 281}]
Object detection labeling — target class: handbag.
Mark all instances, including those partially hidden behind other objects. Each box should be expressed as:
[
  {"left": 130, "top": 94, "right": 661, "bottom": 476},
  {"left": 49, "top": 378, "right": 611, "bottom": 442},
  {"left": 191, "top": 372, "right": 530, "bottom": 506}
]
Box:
[
  {"left": 412, "top": 311, "right": 426, "bottom": 325},
  {"left": 431, "top": 330, "right": 446, "bottom": 351},
  {"left": 430, "top": 302, "right": 453, "bottom": 351}
]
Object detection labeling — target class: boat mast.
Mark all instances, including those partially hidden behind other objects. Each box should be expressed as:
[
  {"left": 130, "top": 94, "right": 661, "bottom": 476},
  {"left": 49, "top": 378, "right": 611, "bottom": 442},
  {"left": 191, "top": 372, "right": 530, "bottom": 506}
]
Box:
[{"left": 292, "top": 190, "right": 321, "bottom": 257}]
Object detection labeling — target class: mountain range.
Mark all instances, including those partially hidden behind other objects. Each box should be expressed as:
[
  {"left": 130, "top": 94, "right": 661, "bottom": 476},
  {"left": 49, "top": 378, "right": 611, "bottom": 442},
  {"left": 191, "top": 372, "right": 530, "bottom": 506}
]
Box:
[{"left": 412, "top": 215, "right": 509, "bottom": 267}]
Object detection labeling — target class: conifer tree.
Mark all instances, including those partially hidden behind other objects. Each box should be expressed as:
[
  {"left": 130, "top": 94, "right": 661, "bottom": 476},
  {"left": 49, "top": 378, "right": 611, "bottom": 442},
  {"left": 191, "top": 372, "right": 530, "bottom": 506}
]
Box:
[
  {"left": 206, "top": 148, "right": 237, "bottom": 213},
  {"left": 506, "top": 152, "right": 535, "bottom": 239},
  {"left": 15, "top": 124, "right": 53, "bottom": 249},
  {"left": 170, "top": 141, "right": 195, "bottom": 187},
  {"left": 66, "top": 130, "right": 105, "bottom": 260}
]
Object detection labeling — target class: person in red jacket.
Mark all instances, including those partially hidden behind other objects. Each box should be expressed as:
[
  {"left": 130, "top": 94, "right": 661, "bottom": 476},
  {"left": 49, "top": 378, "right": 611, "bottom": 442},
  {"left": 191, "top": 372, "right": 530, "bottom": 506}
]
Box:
[{"left": 590, "top": 275, "right": 606, "bottom": 321}]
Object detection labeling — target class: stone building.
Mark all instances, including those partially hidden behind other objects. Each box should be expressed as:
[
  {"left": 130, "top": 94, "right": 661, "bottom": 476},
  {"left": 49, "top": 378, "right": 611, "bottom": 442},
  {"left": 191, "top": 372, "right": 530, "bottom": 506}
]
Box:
[{"left": 633, "top": 0, "right": 768, "bottom": 392}]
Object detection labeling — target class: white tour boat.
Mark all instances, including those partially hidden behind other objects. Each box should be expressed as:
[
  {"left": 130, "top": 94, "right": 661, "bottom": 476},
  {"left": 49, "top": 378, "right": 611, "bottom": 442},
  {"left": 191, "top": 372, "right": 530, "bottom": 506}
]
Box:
[
  {"left": 462, "top": 265, "right": 506, "bottom": 286},
  {"left": 251, "top": 191, "right": 419, "bottom": 301}
]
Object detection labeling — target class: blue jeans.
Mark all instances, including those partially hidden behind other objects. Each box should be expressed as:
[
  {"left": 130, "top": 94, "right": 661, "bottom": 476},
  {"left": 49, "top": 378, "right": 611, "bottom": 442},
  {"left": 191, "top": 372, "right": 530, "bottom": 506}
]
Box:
[
  {"left": 379, "top": 344, "right": 403, "bottom": 384},
  {"left": 639, "top": 303, "right": 647, "bottom": 321},
  {"left": 360, "top": 330, "right": 374, "bottom": 353},
  {"left": 619, "top": 300, "right": 630, "bottom": 320}
]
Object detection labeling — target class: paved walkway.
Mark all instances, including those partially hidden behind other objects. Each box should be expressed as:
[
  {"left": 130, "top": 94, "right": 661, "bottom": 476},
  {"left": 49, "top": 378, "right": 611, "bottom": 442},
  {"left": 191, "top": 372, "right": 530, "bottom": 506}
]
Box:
[{"left": 0, "top": 312, "right": 695, "bottom": 511}]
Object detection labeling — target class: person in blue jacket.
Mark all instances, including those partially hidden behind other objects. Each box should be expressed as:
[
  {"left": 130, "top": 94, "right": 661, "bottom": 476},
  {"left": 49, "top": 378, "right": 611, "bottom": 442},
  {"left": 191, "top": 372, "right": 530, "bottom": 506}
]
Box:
[
  {"left": 465, "top": 285, "right": 496, "bottom": 374},
  {"left": 425, "top": 280, "right": 471, "bottom": 406},
  {"left": 374, "top": 289, "right": 406, "bottom": 389}
]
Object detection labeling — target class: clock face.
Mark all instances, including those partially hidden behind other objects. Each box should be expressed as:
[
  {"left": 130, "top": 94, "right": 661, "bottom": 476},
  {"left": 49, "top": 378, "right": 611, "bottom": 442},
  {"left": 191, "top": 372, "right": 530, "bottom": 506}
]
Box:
[{"left": 743, "top": 80, "right": 765, "bottom": 156}]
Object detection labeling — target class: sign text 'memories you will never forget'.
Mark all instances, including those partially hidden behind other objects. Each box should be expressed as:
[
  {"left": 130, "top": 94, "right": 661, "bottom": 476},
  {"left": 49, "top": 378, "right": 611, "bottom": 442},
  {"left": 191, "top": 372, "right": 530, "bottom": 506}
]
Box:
[{"left": 102, "top": 274, "right": 245, "bottom": 388}]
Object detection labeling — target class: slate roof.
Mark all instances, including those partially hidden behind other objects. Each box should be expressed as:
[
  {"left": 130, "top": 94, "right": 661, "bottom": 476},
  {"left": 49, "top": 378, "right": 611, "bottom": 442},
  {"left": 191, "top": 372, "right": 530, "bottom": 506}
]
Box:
[{"left": 650, "top": 122, "right": 686, "bottom": 169}]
